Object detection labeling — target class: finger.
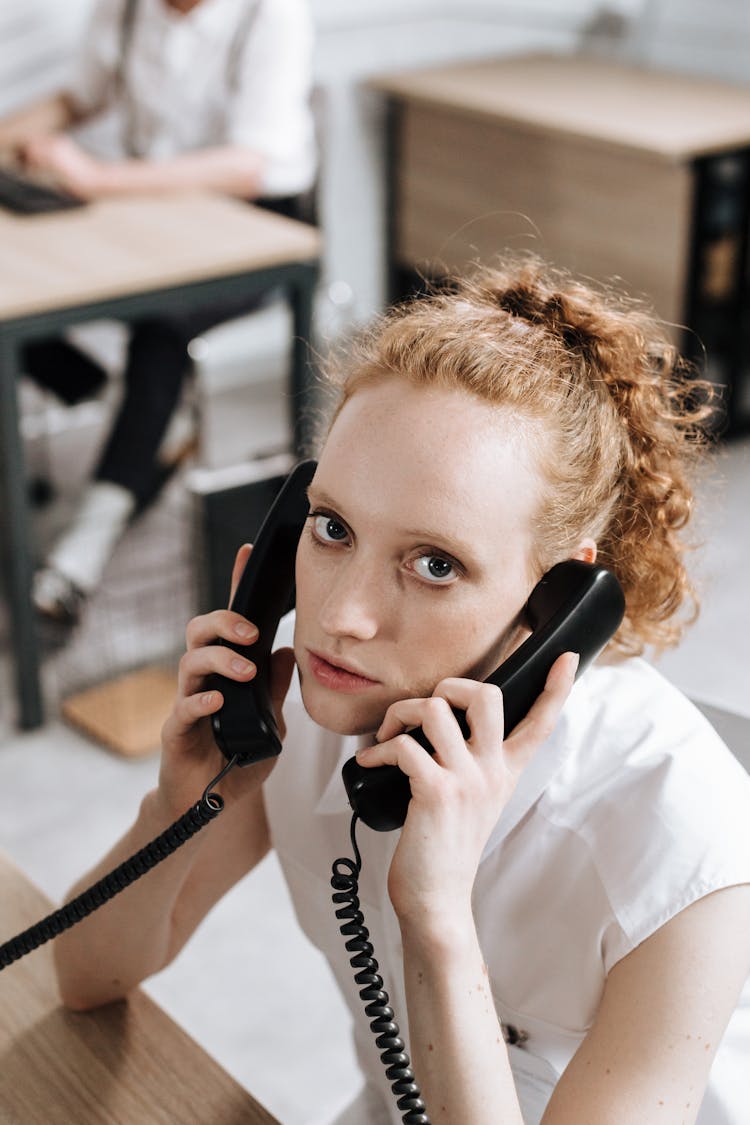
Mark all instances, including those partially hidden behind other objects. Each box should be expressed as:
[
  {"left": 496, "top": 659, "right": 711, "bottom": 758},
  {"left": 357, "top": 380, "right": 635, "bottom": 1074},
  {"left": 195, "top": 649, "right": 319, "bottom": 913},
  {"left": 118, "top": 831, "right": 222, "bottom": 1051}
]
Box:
[
  {"left": 355, "top": 731, "right": 442, "bottom": 787},
  {"left": 377, "top": 695, "right": 445, "bottom": 741},
  {"left": 376, "top": 696, "right": 466, "bottom": 769},
  {"left": 433, "top": 678, "right": 505, "bottom": 760},
  {"left": 178, "top": 641, "right": 256, "bottom": 700},
  {"left": 163, "top": 686, "right": 224, "bottom": 741},
  {"left": 229, "top": 543, "right": 252, "bottom": 606},
  {"left": 185, "top": 608, "right": 258, "bottom": 652},
  {"left": 504, "top": 652, "right": 579, "bottom": 771},
  {"left": 377, "top": 675, "right": 501, "bottom": 756}
]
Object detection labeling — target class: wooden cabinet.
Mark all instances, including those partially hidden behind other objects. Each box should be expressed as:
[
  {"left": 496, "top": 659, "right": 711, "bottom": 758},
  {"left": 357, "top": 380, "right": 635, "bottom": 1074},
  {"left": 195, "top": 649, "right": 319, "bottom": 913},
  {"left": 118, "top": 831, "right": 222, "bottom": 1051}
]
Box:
[{"left": 374, "top": 54, "right": 750, "bottom": 431}]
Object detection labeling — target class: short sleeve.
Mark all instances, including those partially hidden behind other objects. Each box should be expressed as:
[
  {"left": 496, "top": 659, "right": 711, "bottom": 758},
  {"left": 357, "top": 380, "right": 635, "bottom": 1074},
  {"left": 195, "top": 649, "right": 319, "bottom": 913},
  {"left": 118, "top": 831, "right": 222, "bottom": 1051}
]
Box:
[
  {"left": 588, "top": 698, "right": 750, "bottom": 971},
  {"left": 542, "top": 661, "right": 750, "bottom": 975},
  {"left": 226, "top": 0, "right": 316, "bottom": 194}
]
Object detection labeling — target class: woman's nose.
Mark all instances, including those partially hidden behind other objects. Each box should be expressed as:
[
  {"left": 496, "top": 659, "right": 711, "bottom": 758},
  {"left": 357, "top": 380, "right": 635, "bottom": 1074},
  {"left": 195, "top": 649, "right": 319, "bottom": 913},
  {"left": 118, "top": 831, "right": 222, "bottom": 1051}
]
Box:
[{"left": 317, "top": 560, "right": 380, "bottom": 640}]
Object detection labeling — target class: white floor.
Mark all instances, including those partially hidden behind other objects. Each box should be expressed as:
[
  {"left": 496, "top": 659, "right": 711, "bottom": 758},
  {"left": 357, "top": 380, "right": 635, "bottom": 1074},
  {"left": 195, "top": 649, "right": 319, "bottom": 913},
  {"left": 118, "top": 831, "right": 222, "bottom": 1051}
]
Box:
[{"left": 1, "top": 375, "right": 748, "bottom": 1123}]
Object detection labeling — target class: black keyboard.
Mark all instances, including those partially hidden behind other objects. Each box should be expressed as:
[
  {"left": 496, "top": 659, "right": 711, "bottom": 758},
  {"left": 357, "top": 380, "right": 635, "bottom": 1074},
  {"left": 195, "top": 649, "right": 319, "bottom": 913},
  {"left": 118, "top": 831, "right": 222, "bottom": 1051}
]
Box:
[{"left": 0, "top": 167, "right": 86, "bottom": 214}]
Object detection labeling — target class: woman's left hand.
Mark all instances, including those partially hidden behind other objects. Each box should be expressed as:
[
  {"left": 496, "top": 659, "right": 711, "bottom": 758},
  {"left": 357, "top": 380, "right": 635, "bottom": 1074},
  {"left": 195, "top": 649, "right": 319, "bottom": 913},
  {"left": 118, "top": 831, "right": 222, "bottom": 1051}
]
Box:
[
  {"left": 16, "top": 134, "right": 109, "bottom": 199},
  {"left": 355, "top": 652, "right": 578, "bottom": 931}
]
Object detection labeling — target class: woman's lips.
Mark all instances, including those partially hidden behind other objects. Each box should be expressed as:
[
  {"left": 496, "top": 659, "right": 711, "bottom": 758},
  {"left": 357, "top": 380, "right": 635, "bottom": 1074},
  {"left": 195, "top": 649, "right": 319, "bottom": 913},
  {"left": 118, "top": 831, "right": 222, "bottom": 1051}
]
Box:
[{"left": 307, "top": 650, "right": 380, "bottom": 694}]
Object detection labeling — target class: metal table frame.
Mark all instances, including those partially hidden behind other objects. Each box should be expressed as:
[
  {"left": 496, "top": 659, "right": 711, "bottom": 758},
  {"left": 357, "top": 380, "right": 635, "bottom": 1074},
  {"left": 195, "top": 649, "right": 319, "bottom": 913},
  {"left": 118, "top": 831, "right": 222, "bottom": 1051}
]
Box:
[{"left": 0, "top": 257, "right": 319, "bottom": 730}]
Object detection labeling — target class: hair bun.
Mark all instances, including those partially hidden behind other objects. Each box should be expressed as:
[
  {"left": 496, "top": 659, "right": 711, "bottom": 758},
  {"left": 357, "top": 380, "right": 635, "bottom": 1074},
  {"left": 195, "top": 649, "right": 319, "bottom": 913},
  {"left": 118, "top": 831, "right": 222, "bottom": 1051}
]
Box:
[{"left": 494, "top": 283, "right": 603, "bottom": 362}]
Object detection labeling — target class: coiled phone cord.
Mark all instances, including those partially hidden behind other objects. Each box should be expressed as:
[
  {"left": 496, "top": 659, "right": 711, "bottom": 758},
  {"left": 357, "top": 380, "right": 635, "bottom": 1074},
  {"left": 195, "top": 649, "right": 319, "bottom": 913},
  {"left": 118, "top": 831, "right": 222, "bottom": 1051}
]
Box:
[
  {"left": 0, "top": 755, "right": 238, "bottom": 972},
  {"left": 332, "top": 814, "right": 431, "bottom": 1125}
]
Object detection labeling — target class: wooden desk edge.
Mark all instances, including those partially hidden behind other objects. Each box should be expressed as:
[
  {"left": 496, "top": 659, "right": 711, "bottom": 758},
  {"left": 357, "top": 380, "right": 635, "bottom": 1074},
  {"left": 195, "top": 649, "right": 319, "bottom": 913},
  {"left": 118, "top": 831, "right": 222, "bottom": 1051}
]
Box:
[
  {"left": 367, "top": 52, "right": 750, "bottom": 161},
  {"left": 0, "top": 850, "right": 280, "bottom": 1124},
  {"left": 0, "top": 192, "right": 321, "bottom": 322}
]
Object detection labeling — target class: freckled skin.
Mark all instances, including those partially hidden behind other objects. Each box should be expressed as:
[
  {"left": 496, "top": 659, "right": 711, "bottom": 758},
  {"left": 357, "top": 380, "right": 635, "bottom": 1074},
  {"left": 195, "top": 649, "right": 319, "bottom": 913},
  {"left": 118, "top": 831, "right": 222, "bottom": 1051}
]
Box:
[{"left": 293, "top": 381, "right": 541, "bottom": 738}]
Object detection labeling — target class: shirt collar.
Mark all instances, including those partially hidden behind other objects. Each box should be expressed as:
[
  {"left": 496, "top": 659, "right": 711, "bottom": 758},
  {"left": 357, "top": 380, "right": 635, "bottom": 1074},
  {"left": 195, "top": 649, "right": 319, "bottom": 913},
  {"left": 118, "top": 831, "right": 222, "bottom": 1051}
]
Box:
[
  {"left": 315, "top": 734, "right": 370, "bottom": 817},
  {"left": 481, "top": 718, "right": 573, "bottom": 860},
  {"left": 156, "top": 0, "right": 248, "bottom": 33}
]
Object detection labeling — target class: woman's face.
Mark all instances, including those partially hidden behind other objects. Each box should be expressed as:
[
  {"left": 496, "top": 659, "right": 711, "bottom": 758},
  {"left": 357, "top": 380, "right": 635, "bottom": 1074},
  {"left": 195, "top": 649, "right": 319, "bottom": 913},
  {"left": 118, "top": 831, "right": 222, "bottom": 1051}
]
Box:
[{"left": 293, "top": 378, "right": 544, "bottom": 736}]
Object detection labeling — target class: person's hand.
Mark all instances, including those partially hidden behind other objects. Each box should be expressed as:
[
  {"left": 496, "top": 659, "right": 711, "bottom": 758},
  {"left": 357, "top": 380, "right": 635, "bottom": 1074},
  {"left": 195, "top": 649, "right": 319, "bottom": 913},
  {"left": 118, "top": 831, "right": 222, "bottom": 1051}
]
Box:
[
  {"left": 16, "top": 133, "right": 109, "bottom": 199},
  {"left": 158, "top": 544, "right": 296, "bottom": 820},
  {"left": 354, "top": 653, "right": 579, "bottom": 933}
]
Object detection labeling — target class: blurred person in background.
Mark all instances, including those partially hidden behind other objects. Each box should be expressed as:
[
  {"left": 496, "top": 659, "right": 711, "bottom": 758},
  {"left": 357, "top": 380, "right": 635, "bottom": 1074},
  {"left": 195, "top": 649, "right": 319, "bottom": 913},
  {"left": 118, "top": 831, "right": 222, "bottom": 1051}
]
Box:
[{"left": 0, "top": 0, "right": 316, "bottom": 626}]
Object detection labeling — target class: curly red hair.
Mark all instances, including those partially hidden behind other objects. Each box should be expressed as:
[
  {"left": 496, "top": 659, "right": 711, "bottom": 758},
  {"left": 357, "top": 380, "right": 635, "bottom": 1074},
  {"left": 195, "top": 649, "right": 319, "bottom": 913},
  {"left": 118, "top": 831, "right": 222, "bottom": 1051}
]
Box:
[{"left": 321, "top": 256, "right": 717, "bottom": 655}]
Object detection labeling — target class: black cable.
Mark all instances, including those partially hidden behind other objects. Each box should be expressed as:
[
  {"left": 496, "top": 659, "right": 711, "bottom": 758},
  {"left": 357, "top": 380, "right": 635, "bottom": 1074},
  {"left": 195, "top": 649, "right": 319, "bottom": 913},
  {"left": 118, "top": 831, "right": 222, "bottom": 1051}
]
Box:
[
  {"left": 332, "top": 814, "right": 430, "bottom": 1125},
  {"left": 0, "top": 755, "right": 239, "bottom": 972}
]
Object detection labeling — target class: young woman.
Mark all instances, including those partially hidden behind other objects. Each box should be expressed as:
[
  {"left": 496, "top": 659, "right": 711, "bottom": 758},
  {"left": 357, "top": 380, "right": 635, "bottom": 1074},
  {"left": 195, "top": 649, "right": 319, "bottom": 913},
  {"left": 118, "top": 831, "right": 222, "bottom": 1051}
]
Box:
[{"left": 53, "top": 257, "right": 750, "bottom": 1124}]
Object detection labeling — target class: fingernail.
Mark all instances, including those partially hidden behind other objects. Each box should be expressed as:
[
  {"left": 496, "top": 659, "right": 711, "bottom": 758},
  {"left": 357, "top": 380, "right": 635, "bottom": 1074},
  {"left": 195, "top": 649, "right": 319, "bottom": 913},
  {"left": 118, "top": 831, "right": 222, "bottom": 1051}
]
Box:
[
  {"left": 235, "top": 622, "right": 257, "bottom": 640},
  {"left": 569, "top": 652, "right": 580, "bottom": 675},
  {"left": 202, "top": 692, "right": 215, "bottom": 705},
  {"left": 231, "top": 657, "right": 251, "bottom": 674},
  {"left": 356, "top": 746, "right": 373, "bottom": 760}
]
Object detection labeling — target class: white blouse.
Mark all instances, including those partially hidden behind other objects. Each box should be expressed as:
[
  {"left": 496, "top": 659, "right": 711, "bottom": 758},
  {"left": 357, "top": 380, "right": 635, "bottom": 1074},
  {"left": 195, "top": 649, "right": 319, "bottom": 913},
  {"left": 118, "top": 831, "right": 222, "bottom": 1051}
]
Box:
[
  {"left": 67, "top": 0, "right": 316, "bottom": 196},
  {"left": 264, "top": 614, "right": 750, "bottom": 1124}
]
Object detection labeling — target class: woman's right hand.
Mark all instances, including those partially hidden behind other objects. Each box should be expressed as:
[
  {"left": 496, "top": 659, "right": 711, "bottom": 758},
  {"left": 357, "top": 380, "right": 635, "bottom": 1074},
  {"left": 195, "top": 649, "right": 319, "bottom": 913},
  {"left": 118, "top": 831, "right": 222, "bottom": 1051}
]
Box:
[{"left": 157, "top": 544, "right": 296, "bottom": 820}]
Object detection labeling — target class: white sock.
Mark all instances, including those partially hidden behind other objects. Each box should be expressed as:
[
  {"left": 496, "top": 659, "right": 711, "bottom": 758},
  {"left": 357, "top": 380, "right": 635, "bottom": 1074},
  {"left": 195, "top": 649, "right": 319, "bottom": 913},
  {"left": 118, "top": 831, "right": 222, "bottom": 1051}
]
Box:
[{"left": 48, "top": 481, "right": 136, "bottom": 594}]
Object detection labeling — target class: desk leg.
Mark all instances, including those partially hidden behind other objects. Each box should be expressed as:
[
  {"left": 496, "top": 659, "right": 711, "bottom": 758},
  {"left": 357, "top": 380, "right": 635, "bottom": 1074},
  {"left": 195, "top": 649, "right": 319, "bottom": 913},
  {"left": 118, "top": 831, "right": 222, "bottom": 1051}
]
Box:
[
  {"left": 289, "top": 266, "right": 318, "bottom": 456},
  {"left": 0, "top": 330, "right": 43, "bottom": 729},
  {"left": 685, "top": 150, "right": 750, "bottom": 435}
]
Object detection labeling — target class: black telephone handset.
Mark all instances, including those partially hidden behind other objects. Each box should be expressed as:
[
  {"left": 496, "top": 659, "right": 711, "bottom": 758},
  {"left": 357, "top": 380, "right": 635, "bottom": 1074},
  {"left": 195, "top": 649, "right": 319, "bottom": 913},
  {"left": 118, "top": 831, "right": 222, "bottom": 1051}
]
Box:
[
  {"left": 0, "top": 459, "right": 318, "bottom": 976},
  {"left": 342, "top": 559, "right": 625, "bottom": 831},
  {"left": 210, "top": 459, "right": 317, "bottom": 766}
]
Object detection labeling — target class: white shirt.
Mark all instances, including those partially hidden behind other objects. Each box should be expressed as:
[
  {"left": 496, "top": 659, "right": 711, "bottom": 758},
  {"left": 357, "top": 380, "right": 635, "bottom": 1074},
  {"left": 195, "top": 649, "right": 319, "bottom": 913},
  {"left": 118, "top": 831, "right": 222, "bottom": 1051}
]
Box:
[
  {"left": 264, "top": 614, "right": 750, "bottom": 1124},
  {"left": 67, "top": 0, "right": 316, "bottom": 196}
]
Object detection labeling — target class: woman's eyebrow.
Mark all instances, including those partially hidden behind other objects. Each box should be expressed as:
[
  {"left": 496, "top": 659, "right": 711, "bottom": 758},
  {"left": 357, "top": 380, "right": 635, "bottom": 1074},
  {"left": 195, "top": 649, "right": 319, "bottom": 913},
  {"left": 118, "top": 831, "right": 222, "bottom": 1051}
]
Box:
[
  {"left": 398, "top": 525, "right": 477, "bottom": 564},
  {"left": 306, "top": 485, "right": 341, "bottom": 510}
]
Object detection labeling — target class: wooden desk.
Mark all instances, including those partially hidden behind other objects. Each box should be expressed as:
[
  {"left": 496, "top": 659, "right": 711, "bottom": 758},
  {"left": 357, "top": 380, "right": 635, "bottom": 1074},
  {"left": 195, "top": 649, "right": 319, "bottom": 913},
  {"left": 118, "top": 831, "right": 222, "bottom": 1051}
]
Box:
[
  {"left": 374, "top": 53, "right": 750, "bottom": 432},
  {"left": 0, "top": 192, "right": 320, "bottom": 729},
  {"left": 0, "top": 850, "right": 279, "bottom": 1124}
]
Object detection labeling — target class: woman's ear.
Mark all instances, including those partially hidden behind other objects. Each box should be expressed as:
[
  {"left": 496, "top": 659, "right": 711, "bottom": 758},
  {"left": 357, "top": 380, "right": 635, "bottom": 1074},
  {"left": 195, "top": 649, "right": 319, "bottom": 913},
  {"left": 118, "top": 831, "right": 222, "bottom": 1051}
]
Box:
[{"left": 574, "top": 538, "right": 597, "bottom": 565}]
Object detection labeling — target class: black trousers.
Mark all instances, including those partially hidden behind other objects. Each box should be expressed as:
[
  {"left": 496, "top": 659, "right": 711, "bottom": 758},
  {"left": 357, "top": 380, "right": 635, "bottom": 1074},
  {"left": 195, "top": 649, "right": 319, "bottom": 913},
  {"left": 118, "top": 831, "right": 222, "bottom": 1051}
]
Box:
[
  {"left": 22, "top": 195, "right": 309, "bottom": 507},
  {"left": 23, "top": 290, "right": 267, "bottom": 506}
]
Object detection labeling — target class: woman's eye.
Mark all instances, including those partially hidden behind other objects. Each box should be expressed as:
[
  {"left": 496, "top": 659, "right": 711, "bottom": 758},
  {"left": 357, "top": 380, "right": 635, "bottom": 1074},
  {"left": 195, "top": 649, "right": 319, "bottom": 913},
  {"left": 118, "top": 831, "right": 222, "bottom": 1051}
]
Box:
[
  {"left": 412, "top": 555, "right": 456, "bottom": 584},
  {"left": 312, "top": 513, "right": 349, "bottom": 543}
]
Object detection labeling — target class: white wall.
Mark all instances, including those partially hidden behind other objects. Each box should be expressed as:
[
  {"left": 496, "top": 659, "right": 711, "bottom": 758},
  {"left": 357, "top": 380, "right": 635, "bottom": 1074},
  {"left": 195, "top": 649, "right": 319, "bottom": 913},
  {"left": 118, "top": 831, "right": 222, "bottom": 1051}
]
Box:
[
  {"left": 630, "top": 0, "right": 750, "bottom": 82},
  {"left": 311, "top": 1, "right": 589, "bottom": 323},
  {"left": 0, "top": 0, "right": 91, "bottom": 114}
]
